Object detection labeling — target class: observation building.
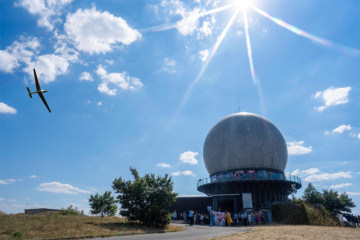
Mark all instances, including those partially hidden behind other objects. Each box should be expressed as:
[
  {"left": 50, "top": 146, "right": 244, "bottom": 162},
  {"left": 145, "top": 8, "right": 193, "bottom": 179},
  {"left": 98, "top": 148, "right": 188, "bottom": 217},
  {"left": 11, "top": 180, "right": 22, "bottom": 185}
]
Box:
[{"left": 172, "top": 112, "right": 301, "bottom": 213}]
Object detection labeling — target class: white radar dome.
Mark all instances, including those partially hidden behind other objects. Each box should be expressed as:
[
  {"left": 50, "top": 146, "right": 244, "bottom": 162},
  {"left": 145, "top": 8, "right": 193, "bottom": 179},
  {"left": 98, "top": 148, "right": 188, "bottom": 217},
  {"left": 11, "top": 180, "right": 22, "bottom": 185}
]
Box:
[{"left": 203, "top": 112, "right": 288, "bottom": 176}]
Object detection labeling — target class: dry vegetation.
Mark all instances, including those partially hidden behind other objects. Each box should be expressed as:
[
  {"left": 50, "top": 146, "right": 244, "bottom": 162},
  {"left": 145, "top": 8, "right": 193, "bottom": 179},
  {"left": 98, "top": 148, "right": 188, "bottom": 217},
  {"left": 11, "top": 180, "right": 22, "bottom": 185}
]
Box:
[
  {"left": 212, "top": 225, "right": 360, "bottom": 240},
  {"left": 0, "top": 212, "right": 182, "bottom": 240}
]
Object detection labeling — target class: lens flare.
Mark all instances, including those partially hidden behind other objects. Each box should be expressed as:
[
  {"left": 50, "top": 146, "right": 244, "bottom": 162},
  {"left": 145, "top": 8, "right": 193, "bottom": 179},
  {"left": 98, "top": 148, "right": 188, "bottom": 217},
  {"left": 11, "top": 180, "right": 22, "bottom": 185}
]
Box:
[
  {"left": 243, "top": 9, "right": 266, "bottom": 114},
  {"left": 234, "top": 0, "right": 251, "bottom": 10},
  {"left": 141, "top": 4, "right": 235, "bottom": 33},
  {"left": 166, "top": 9, "right": 241, "bottom": 132},
  {"left": 252, "top": 6, "right": 360, "bottom": 57}
]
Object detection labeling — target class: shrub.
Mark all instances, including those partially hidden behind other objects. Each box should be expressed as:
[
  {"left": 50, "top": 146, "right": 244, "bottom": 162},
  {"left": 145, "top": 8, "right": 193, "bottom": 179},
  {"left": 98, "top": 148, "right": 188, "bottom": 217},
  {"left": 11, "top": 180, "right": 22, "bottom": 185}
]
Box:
[
  {"left": 12, "top": 231, "right": 23, "bottom": 238},
  {"left": 59, "top": 204, "right": 80, "bottom": 216}
]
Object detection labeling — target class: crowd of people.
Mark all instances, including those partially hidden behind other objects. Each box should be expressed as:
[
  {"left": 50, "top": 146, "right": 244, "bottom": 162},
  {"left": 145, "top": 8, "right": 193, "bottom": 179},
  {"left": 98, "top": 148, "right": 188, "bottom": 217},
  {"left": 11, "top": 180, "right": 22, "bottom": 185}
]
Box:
[
  {"left": 175, "top": 210, "right": 210, "bottom": 225},
  {"left": 174, "top": 210, "right": 360, "bottom": 228},
  {"left": 172, "top": 210, "right": 269, "bottom": 227}
]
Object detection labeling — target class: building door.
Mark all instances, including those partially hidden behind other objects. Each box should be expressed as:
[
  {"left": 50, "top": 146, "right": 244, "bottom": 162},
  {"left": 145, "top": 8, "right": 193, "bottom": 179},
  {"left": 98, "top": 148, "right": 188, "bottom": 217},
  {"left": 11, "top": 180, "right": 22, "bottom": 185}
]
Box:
[{"left": 217, "top": 198, "right": 234, "bottom": 212}]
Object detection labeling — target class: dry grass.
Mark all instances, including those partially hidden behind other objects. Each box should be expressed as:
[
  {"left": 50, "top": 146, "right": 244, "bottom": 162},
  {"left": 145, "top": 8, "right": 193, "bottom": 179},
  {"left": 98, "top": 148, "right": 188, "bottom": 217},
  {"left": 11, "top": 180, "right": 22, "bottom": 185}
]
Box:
[
  {"left": 0, "top": 212, "right": 182, "bottom": 239},
  {"left": 212, "top": 225, "right": 360, "bottom": 240}
]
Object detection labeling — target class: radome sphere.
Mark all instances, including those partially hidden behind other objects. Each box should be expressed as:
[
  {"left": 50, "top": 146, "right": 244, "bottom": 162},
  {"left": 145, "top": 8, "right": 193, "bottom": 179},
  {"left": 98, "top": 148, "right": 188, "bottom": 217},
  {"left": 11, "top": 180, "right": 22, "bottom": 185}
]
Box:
[{"left": 203, "top": 112, "right": 288, "bottom": 176}]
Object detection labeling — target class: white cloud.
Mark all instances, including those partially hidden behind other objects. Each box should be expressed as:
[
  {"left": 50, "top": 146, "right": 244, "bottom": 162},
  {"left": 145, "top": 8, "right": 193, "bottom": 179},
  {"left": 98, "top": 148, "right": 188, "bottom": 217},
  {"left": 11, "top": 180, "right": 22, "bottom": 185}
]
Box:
[
  {"left": 157, "top": 0, "right": 217, "bottom": 37},
  {"left": 0, "top": 50, "right": 18, "bottom": 73},
  {"left": 332, "top": 124, "right": 352, "bottom": 134},
  {"left": 287, "top": 141, "right": 312, "bottom": 155},
  {"left": 171, "top": 170, "right": 196, "bottom": 177},
  {"left": 36, "top": 182, "right": 91, "bottom": 194},
  {"left": 0, "top": 179, "right": 21, "bottom": 184},
  {"left": 171, "top": 171, "right": 182, "bottom": 176},
  {"left": 161, "top": 58, "right": 177, "bottom": 73},
  {"left": 291, "top": 168, "right": 320, "bottom": 177},
  {"left": 24, "top": 54, "right": 69, "bottom": 83},
  {"left": 182, "top": 170, "right": 196, "bottom": 176},
  {"left": 79, "top": 71, "right": 93, "bottom": 82},
  {"left": 292, "top": 168, "right": 353, "bottom": 183},
  {"left": 0, "top": 102, "right": 17, "bottom": 114},
  {"left": 97, "top": 101, "right": 102, "bottom": 106},
  {"left": 15, "top": 0, "right": 73, "bottom": 30},
  {"left": 197, "top": 20, "right": 212, "bottom": 39},
  {"left": 157, "top": 163, "right": 171, "bottom": 168},
  {"left": 198, "top": 49, "right": 209, "bottom": 62},
  {"left": 330, "top": 183, "right": 352, "bottom": 189},
  {"left": 105, "top": 59, "right": 114, "bottom": 65},
  {"left": 304, "top": 171, "right": 352, "bottom": 182},
  {"left": 98, "top": 82, "right": 117, "bottom": 96},
  {"left": 30, "top": 175, "right": 37, "bottom": 178},
  {"left": 0, "top": 37, "right": 40, "bottom": 73},
  {"left": 64, "top": 7, "right": 141, "bottom": 54},
  {"left": 176, "top": 8, "right": 200, "bottom": 35},
  {"left": 347, "top": 192, "right": 360, "bottom": 196},
  {"left": 314, "top": 86, "right": 351, "bottom": 111},
  {"left": 333, "top": 161, "right": 348, "bottom": 165},
  {"left": 0, "top": 197, "right": 5, "bottom": 201},
  {"left": 358, "top": 133, "right": 360, "bottom": 139},
  {"left": 8, "top": 199, "right": 17, "bottom": 203},
  {"left": 96, "top": 65, "right": 143, "bottom": 95},
  {"left": 180, "top": 151, "right": 199, "bottom": 165},
  {"left": 53, "top": 34, "right": 79, "bottom": 63}
]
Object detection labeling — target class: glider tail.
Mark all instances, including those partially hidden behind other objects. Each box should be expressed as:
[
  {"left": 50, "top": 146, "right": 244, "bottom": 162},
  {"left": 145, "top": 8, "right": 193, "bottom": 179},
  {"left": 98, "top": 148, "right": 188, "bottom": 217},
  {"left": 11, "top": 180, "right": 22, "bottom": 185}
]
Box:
[{"left": 27, "top": 87, "right": 32, "bottom": 98}]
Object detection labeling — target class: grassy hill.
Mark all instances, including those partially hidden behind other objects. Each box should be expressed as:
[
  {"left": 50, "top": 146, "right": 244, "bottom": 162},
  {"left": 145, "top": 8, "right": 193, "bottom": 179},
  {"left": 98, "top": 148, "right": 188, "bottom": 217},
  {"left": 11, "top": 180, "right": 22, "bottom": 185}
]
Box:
[
  {"left": 272, "top": 202, "right": 338, "bottom": 226},
  {"left": 0, "top": 212, "right": 182, "bottom": 240}
]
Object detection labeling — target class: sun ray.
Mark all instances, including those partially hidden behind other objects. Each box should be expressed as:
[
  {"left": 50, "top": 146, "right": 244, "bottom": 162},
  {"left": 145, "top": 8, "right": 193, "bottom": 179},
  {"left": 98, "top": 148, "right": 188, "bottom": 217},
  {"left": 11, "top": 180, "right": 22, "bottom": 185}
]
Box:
[
  {"left": 252, "top": 6, "right": 360, "bottom": 57},
  {"left": 243, "top": 8, "right": 266, "bottom": 114},
  {"left": 243, "top": 9, "right": 257, "bottom": 86},
  {"left": 165, "top": 9, "right": 241, "bottom": 132},
  {"left": 141, "top": 4, "right": 235, "bottom": 33}
]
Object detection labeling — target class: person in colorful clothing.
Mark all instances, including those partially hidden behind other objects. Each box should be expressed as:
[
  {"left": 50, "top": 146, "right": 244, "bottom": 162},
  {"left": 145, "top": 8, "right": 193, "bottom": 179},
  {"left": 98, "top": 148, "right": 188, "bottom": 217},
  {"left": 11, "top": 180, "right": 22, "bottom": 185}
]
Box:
[{"left": 225, "top": 211, "right": 233, "bottom": 227}]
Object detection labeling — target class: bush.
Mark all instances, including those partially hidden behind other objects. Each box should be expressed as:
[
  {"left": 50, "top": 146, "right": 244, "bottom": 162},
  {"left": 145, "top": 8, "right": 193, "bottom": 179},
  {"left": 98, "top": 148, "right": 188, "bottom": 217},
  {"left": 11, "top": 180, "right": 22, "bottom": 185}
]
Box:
[
  {"left": 12, "top": 231, "right": 23, "bottom": 238},
  {"left": 60, "top": 204, "right": 80, "bottom": 216}
]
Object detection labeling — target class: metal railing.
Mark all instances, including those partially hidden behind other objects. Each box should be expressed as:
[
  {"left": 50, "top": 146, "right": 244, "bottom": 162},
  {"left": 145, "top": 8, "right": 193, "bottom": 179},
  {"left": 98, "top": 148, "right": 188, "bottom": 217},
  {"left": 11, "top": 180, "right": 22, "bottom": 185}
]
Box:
[{"left": 197, "top": 173, "right": 301, "bottom": 188}]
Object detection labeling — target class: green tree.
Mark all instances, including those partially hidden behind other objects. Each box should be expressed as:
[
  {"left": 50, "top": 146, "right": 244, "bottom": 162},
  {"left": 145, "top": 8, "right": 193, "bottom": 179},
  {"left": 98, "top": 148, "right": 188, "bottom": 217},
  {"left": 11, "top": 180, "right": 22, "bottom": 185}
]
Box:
[
  {"left": 112, "top": 167, "right": 177, "bottom": 226},
  {"left": 89, "top": 191, "right": 118, "bottom": 217},
  {"left": 302, "top": 183, "right": 323, "bottom": 206},
  {"left": 322, "top": 189, "right": 355, "bottom": 215}
]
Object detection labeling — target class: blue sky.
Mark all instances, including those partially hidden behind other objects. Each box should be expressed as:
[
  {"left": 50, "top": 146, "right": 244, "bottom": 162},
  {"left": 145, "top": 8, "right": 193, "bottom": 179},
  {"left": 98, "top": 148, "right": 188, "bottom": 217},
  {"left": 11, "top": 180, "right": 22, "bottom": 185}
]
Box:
[{"left": 1, "top": 0, "right": 360, "bottom": 215}]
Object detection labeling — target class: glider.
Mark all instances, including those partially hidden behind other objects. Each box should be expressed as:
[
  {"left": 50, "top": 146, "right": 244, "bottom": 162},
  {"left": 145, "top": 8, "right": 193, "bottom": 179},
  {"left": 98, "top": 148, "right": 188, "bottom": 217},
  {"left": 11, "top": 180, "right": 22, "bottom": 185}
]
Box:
[{"left": 26, "top": 69, "right": 51, "bottom": 113}]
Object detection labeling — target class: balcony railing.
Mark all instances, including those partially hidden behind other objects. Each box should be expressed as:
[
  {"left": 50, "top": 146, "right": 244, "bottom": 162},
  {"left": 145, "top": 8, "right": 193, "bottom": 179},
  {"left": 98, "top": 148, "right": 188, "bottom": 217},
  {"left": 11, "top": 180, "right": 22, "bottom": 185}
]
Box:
[{"left": 197, "top": 173, "right": 301, "bottom": 188}]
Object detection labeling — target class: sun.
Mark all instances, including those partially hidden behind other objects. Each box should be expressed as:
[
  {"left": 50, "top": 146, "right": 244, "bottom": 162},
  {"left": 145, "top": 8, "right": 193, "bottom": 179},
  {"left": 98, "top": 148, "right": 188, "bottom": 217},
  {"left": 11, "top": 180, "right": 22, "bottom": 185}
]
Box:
[{"left": 232, "top": 0, "right": 252, "bottom": 10}]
